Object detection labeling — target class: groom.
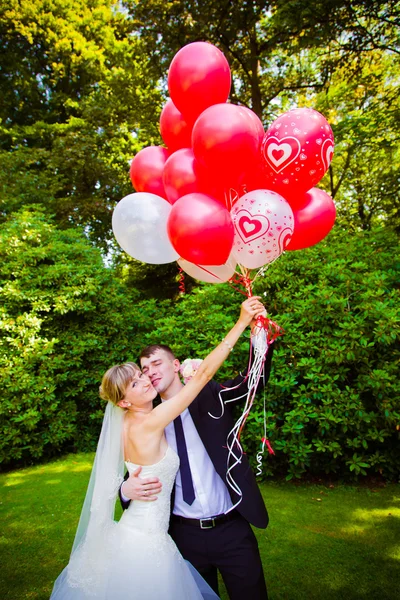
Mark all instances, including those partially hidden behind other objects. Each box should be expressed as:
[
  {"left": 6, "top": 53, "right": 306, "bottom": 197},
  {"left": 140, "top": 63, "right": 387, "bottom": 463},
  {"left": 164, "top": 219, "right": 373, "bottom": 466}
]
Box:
[{"left": 120, "top": 322, "right": 275, "bottom": 600}]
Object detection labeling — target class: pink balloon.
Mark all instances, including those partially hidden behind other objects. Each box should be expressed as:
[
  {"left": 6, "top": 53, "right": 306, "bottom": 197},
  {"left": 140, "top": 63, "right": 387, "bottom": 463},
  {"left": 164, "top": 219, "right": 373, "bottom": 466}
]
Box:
[
  {"left": 178, "top": 254, "right": 237, "bottom": 283},
  {"left": 261, "top": 108, "right": 334, "bottom": 195},
  {"left": 168, "top": 42, "right": 231, "bottom": 123},
  {"left": 192, "top": 104, "right": 261, "bottom": 184},
  {"left": 159, "top": 99, "right": 193, "bottom": 152},
  {"left": 285, "top": 188, "right": 336, "bottom": 251},
  {"left": 231, "top": 189, "right": 294, "bottom": 269},
  {"left": 130, "top": 146, "right": 169, "bottom": 199},
  {"left": 167, "top": 193, "right": 234, "bottom": 265},
  {"left": 163, "top": 148, "right": 203, "bottom": 204}
]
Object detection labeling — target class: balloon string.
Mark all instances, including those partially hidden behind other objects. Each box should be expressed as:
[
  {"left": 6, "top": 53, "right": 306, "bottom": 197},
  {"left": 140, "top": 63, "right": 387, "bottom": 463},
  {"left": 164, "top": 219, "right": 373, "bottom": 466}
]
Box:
[
  {"left": 225, "top": 333, "right": 268, "bottom": 507},
  {"left": 212, "top": 315, "right": 284, "bottom": 501},
  {"left": 262, "top": 438, "right": 275, "bottom": 455},
  {"left": 178, "top": 266, "right": 185, "bottom": 295},
  {"left": 228, "top": 271, "right": 253, "bottom": 297},
  {"left": 255, "top": 314, "right": 285, "bottom": 345},
  {"left": 256, "top": 439, "right": 275, "bottom": 477},
  {"left": 223, "top": 187, "right": 240, "bottom": 211},
  {"left": 256, "top": 368, "right": 268, "bottom": 477}
]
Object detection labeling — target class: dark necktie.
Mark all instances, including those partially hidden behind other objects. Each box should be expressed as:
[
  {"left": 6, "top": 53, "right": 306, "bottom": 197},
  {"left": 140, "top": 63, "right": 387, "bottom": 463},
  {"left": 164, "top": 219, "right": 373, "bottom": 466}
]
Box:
[{"left": 173, "top": 415, "right": 195, "bottom": 505}]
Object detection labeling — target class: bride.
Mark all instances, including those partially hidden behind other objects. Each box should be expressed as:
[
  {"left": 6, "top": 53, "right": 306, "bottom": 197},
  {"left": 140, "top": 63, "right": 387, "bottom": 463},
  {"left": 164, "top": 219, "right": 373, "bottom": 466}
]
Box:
[{"left": 50, "top": 297, "right": 265, "bottom": 599}]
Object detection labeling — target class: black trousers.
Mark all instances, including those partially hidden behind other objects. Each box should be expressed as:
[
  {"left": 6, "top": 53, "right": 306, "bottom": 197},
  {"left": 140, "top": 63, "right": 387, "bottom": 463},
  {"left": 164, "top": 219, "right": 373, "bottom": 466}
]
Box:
[{"left": 169, "top": 513, "right": 268, "bottom": 600}]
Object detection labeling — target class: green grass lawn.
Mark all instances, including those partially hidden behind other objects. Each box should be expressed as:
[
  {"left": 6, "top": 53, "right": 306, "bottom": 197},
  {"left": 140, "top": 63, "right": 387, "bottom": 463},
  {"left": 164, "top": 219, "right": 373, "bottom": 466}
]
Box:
[{"left": 1, "top": 454, "right": 399, "bottom": 600}]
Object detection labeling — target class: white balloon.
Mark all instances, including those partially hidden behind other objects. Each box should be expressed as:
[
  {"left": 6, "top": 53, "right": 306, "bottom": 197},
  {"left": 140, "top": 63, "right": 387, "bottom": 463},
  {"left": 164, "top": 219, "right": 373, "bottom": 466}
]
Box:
[
  {"left": 178, "top": 254, "right": 237, "bottom": 283},
  {"left": 112, "top": 193, "right": 179, "bottom": 264}
]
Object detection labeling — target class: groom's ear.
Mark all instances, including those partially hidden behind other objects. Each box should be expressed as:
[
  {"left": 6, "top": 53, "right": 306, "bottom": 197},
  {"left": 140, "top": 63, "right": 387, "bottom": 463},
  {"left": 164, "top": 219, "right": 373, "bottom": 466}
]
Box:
[{"left": 173, "top": 358, "right": 181, "bottom": 373}]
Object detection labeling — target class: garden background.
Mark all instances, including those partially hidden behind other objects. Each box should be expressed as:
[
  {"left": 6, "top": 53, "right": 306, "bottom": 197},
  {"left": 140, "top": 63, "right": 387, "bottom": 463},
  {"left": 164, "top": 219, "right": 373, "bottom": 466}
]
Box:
[{"left": 0, "top": 1, "right": 399, "bottom": 598}]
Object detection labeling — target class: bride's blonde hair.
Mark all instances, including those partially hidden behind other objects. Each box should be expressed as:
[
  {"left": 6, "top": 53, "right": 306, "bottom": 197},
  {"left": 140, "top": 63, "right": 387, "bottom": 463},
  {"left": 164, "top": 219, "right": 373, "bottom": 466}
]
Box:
[{"left": 99, "top": 362, "right": 140, "bottom": 405}]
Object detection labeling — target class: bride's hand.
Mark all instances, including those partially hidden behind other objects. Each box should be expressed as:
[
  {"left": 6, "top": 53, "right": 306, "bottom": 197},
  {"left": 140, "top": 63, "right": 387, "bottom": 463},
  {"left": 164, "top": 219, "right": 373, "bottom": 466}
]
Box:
[
  {"left": 122, "top": 466, "right": 162, "bottom": 502},
  {"left": 238, "top": 296, "right": 265, "bottom": 327}
]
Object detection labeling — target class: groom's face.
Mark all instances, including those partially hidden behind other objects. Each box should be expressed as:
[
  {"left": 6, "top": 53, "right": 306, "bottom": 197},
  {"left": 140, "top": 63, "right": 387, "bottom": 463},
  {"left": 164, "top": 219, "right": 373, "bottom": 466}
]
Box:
[{"left": 140, "top": 349, "right": 179, "bottom": 395}]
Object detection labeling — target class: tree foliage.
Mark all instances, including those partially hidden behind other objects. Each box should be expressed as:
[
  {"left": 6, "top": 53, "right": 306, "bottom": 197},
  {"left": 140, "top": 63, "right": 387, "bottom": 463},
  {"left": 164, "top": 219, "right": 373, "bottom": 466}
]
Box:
[
  {"left": 0, "top": 0, "right": 162, "bottom": 247},
  {"left": 124, "top": 0, "right": 400, "bottom": 230},
  {"left": 0, "top": 208, "right": 142, "bottom": 464}
]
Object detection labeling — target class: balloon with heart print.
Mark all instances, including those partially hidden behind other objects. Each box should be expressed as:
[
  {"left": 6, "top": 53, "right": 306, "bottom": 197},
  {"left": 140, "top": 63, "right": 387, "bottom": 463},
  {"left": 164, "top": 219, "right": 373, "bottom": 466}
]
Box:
[
  {"left": 167, "top": 192, "right": 234, "bottom": 265},
  {"left": 178, "top": 254, "right": 237, "bottom": 283},
  {"left": 261, "top": 108, "right": 334, "bottom": 196},
  {"left": 231, "top": 189, "right": 294, "bottom": 269},
  {"left": 286, "top": 187, "right": 336, "bottom": 251}
]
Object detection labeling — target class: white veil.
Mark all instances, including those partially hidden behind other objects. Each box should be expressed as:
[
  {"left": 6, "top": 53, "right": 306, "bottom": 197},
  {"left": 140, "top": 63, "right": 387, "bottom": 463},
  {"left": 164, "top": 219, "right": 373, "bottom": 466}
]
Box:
[{"left": 51, "top": 402, "right": 125, "bottom": 598}]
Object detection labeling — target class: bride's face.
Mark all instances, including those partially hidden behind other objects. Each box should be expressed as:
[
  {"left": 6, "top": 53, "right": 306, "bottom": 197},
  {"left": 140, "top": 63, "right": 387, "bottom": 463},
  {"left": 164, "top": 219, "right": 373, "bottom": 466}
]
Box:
[{"left": 123, "top": 370, "right": 157, "bottom": 406}]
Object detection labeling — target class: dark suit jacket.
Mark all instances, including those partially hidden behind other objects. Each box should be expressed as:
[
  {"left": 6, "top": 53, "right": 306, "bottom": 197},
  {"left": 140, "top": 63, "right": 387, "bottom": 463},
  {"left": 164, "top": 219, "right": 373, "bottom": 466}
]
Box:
[{"left": 120, "top": 342, "right": 275, "bottom": 529}]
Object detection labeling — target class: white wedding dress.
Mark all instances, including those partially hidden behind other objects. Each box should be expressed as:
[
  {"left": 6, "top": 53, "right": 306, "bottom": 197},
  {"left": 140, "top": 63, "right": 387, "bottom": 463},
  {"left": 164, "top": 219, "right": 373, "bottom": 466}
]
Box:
[{"left": 51, "top": 445, "right": 218, "bottom": 599}]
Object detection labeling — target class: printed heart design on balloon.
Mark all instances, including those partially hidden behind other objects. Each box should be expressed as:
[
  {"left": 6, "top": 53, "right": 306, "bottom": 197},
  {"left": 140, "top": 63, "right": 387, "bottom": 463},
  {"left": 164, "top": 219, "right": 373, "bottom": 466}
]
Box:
[
  {"left": 278, "top": 227, "right": 294, "bottom": 255},
  {"left": 234, "top": 210, "right": 270, "bottom": 244},
  {"left": 262, "top": 136, "right": 301, "bottom": 173},
  {"left": 321, "top": 139, "right": 334, "bottom": 172}
]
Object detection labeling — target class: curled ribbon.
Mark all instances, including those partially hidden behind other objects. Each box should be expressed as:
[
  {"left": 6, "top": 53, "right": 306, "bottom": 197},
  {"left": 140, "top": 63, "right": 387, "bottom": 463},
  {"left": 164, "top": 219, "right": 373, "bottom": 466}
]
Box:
[
  {"left": 256, "top": 438, "right": 275, "bottom": 477},
  {"left": 254, "top": 314, "right": 284, "bottom": 345},
  {"left": 178, "top": 266, "right": 185, "bottom": 295}
]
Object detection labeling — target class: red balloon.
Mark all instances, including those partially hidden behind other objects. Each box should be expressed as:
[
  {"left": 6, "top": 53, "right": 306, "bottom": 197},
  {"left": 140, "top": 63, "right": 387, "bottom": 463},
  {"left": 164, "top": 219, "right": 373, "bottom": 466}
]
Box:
[
  {"left": 192, "top": 104, "right": 261, "bottom": 184},
  {"left": 286, "top": 188, "right": 336, "bottom": 251},
  {"left": 162, "top": 150, "right": 243, "bottom": 209},
  {"left": 261, "top": 108, "right": 334, "bottom": 196},
  {"left": 168, "top": 42, "right": 231, "bottom": 123},
  {"left": 167, "top": 193, "right": 234, "bottom": 265},
  {"left": 163, "top": 149, "right": 203, "bottom": 204},
  {"left": 240, "top": 107, "right": 264, "bottom": 146},
  {"left": 130, "top": 146, "right": 169, "bottom": 199},
  {"left": 159, "top": 99, "right": 193, "bottom": 152},
  {"left": 193, "top": 162, "right": 247, "bottom": 209}
]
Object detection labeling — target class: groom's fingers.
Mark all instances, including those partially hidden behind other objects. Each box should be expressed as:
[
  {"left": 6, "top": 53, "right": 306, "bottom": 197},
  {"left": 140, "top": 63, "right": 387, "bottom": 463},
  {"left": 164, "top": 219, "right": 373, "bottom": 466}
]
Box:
[
  {"left": 140, "top": 477, "right": 162, "bottom": 501},
  {"left": 122, "top": 470, "right": 162, "bottom": 501}
]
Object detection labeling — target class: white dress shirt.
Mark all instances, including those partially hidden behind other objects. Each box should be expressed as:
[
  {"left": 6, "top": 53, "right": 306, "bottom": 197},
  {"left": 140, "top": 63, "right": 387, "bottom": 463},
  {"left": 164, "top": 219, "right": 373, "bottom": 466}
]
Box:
[{"left": 165, "top": 407, "right": 233, "bottom": 518}]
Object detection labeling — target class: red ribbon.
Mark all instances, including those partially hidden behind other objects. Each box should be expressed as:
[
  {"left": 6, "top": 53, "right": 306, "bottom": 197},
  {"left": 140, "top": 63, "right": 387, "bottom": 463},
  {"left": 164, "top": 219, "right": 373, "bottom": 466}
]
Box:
[
  {"left": 255, "top": 314, "right": 284, "bottom": 345},
  {"left": 228, "top": 272, "right": 253, "bottom": 297},
  {"left": 178, "top": 266, "right": 185, "bottom": 295},
  {"left": 262, "top": 437, "right": 275, "bottom": 455}
]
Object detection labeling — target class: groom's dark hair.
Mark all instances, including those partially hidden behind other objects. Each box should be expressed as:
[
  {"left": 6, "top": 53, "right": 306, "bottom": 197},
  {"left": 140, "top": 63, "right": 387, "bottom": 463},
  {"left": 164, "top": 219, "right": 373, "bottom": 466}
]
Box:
[{"left": 139, "top": 344, "right": 176, "bottom": 361}]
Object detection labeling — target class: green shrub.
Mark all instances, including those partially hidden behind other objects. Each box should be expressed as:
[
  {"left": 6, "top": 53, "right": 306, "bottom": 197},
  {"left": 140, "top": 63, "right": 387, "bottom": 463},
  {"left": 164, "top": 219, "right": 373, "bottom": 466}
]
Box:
[
  {"left": 247, "top": 225, "right": 400, "bottom": 481},
  {"left": 0, "top": 208, "right": 154, "bottom": 466},
  {"left": 139, "top": 227, "right": 399, "bottom": 481},
  {"left": 1, "top": 209, "right": 398, "bottom": 480}
]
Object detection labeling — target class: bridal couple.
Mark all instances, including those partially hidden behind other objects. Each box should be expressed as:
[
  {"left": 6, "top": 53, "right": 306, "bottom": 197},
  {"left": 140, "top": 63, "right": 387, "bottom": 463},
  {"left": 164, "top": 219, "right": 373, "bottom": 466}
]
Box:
[{"left": 50, "top": 297, "right": 275, "bottom": 600}]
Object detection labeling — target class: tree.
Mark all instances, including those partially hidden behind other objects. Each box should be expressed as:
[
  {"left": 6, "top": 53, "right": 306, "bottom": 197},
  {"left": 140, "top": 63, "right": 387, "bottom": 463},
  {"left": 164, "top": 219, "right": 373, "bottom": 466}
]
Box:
[
  {"left": 0, "top": 207, "right": 149, "bottom": 466},
  {"left": 123, "top": 0, "right": 400, "bottom": 231},
  {"left": 0, "top": 0, "right": 163, "bottom": 248}
]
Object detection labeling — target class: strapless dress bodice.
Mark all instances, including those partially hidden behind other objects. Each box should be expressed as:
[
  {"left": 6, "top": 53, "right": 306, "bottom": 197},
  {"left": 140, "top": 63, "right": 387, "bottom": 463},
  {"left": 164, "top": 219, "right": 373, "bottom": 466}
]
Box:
[{"left": 119, "top": 445, "right": 179, "bottom": 534}]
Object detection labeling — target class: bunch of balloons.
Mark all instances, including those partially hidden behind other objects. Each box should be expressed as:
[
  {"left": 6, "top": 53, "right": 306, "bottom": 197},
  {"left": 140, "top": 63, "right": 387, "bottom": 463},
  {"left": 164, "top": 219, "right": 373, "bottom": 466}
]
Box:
[{"left": 112, "top": 41, "right": 336, "bottom": 285}]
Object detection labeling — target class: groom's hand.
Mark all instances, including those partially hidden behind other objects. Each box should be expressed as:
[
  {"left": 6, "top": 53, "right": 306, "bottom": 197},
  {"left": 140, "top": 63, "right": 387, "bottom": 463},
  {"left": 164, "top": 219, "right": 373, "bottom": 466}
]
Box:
[{"left": 121, "top": 466, "right": 162, "bottom": 502}]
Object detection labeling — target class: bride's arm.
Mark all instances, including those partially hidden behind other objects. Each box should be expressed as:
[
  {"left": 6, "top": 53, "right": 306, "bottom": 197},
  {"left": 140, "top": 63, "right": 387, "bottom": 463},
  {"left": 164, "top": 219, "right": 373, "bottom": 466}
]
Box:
[{"left": 144, "top": 297, "right": 265, "bottom": 432}]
